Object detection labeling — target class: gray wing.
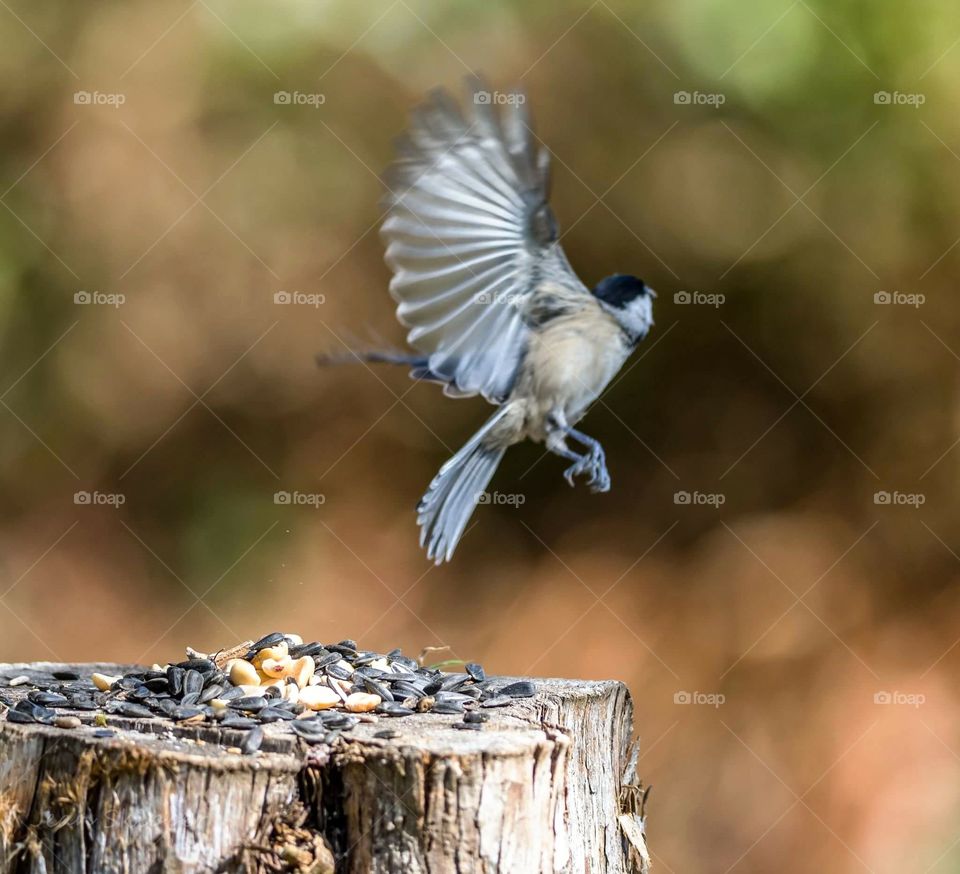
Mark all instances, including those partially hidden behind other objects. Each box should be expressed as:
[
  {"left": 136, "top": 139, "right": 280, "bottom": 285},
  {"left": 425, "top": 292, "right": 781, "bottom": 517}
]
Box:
[{"left": 381, "top": 76, "right": 590, "bottom": 403}]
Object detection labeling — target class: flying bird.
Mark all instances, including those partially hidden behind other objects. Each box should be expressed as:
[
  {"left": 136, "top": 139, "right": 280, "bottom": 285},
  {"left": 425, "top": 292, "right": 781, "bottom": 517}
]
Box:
[{"left": 322, "top": 77, "right": 655, "bottom": 563}]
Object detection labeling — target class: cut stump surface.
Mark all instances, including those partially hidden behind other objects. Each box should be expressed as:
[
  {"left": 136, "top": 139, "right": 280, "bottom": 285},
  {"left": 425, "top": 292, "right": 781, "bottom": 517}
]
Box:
[{"left": 0, "top": 663, "right": 648, "bottom": 873}]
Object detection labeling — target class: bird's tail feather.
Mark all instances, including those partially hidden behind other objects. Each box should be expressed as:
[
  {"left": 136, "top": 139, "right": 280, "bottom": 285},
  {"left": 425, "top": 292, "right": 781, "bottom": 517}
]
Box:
[
  {"left": 315, "top": 346, "right": 451, "bottom": 384},
  {"left": 418, "top": 407, "right": 510, "bottom": 564}
]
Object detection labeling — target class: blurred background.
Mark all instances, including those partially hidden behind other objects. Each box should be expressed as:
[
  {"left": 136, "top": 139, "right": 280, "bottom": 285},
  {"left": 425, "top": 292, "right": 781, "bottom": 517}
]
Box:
[{"left": 1, "top": 0, "right": 958, "bottom": 870}]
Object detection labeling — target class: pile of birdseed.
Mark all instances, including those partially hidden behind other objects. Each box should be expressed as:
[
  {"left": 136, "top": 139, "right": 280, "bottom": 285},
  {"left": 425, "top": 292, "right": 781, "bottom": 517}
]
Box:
[{"left": 0, "top": 633, "right": 537, "bottom": 754}]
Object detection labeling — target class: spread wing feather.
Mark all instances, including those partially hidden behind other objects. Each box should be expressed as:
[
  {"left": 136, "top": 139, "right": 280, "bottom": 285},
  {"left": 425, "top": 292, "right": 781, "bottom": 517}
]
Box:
[{"left": 381, "top": 76, "right": 588, "bottom": 403}]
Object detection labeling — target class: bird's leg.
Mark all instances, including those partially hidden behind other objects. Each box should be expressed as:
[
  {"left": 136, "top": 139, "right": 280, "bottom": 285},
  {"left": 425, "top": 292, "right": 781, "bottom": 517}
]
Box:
[
  {"left": 545, "top": 415, "right": 610, "bottom": 492},
  {"left": 563, "top": 426, "right": 610, "bottom": 493},
  {"left": 545, "top": 428, "right": 591, "bottom": 488}
]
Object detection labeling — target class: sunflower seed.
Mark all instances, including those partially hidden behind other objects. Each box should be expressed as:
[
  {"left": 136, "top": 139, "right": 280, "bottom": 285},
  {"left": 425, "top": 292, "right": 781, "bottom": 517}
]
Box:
[
  {"left": 377, "top": 702, "right": 414, "bottom": 717},
  {"left": 6, "top": 709, "right": 35, "bottom": 724},
  {"left": 28, "top": 691, "right": 69, "bottom": 708},
  {"left": 241, "top": 725, "right": 263, "bottom": 755},
  {"left": 113, "top": 702, "right": 153, "bottom": 719},
  {"left": 498, "top": 681, "right": 536, "bottom": 699},
  {"left": 259, "top": 706, "right": 295, "bottom": 723}
]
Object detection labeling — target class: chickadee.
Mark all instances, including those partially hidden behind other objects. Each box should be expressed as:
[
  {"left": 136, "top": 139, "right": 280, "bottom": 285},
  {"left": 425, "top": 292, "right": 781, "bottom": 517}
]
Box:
[{"left": 323, "top": 77, "right": 655, "bottom": 563}]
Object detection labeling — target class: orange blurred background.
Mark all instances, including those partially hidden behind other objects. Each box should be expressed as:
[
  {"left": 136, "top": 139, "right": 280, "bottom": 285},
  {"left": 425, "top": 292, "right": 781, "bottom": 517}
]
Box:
[{"left": 1, "top": 1, "right": 959, "bottom": 871}]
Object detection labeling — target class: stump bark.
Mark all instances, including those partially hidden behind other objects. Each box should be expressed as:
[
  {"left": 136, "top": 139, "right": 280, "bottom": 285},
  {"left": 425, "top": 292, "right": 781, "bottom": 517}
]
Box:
[{"left": 0, "top": 663, "right": 649, "bottom": 873}]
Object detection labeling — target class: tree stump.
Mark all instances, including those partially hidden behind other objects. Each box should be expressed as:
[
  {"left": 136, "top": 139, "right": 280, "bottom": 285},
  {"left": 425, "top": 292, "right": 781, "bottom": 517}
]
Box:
[{"left": 0, "top": 663, "right": 649, "bottom": 873}]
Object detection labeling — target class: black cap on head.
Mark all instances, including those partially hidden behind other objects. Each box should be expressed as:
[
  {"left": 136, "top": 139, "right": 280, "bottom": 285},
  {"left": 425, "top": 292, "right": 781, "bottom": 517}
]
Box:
[{"left": 592, "top": 274, "right": 649, "bottom": 308}]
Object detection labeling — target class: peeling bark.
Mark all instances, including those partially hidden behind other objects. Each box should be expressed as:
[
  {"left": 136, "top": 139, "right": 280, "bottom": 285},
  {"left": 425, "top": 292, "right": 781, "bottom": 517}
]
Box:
[{"left": 0, "top": 664, "right": 647, "bottom": 873}]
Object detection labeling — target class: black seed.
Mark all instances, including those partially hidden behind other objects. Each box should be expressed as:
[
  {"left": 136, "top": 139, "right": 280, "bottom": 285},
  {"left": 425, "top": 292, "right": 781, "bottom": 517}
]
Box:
[
  {"left": 377, "top": 702, "right": 414, "bottom": 717},
  {"left": 28, "top": 691, "right": 69, "bottom": 708},
  {"left": 313, "top": 652, "right": 340, "bottom": 670},
  {"left": 167, "top": 666, "right": 184, "bottom": 697},
  {"left": 288, "top": 642, "right": 325, "bottom": 659},
  {"left": 200, "top": 685, "right": 223, "bottom": 704},
  {"left": 241, "top": 725, "right": 264, "bottom": 755},
  {"left": 173, "top": 706, "right": 205, "bottom": 721},
  {"left": 244, "top": 633, "right": 285, "bottom": 660},
  {"left": 92, "top": 729, "right": 116, "bottom": 738},
  {"left": 52, "top": 671, "right": 80, "bottom": 681},
  {"left": 363, "top": 678, "right": 393, "bottom": 702},
  {"left": 435, "top": 691, "right": 472, "bottom": 704},
  {"left": 182, "top": 670, "right": 203, "bottom": 696},
  {"left": 291, "top": 720, "right": 326, "bottom": 738},
  {"left": 438, "top": 673, "right": 468, "bottom": 692},
  {"left": 463, "top": 711, "right": 488, "bottom": 724},
  {"left": 453, "top": 721, "right": 482, "bottom": 731},
  {"left": 17, "top": 701, "right": 56, "bottom": 723},
  {"left": 202, "top": 671, "right": 225, "bottom": 689},
  {"left": 68, "top": 696, "right": 98, "bottom": 712},
  {"left": 375, "top": 729, "right": 401, "bottom": 739},
  {"left": 156, "top": 699, "right": 178, "bottom": 717},
  {"left": 231, "top": 697, "right": 267, "bottom": 712},
  {"left": 114, "top": 702, "right": 154, "bottom": 719},
  {"left": 176, "top": 658, "right": 217, "bottom": 674},
  {"left": 218, "top": 686, "right": 245, "bottom": 701},
  {"left": 179, "top": 692, "right": 200, "bottom": 707},
  {"left": 258, "top": 707, "right": 295, "bottom": 723},
  {"left": 480, "top": 696, "right": 513, "bottom": 708},
  {"left": 391, "top": 655, "right": 420, "bottom": 672},
  {"left": 325, "top": 663, "right": 352, "bottom": 681},
  {"left": 498, "top": 681, "right": 536, "bottom": 699},
  {"left": 6, "top": 709, "right": 35, "bottom": 724},
  {"left": 465, "top": 663, "right": 486, "bottom": 682},
  {"left": 263, "top": 686, "right": 282, "bottom": 700},
  {"left": 391, "top": 682, "right": 426, "bottom": 700},
  {"left": 431, "top": 700, "right": 465, "bottom": 715},
  {"left": 144, "top": 677, "right": 169, "bottom": 693},
  {"left": 220, "top": 714, "right": 257, "bottom": 729}
]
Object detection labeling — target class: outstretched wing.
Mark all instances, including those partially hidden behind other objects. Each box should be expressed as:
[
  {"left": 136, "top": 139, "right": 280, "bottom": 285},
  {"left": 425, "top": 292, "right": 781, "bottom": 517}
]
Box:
[{"left": 381, "top": 76, "right": 589, "bottom": 403}]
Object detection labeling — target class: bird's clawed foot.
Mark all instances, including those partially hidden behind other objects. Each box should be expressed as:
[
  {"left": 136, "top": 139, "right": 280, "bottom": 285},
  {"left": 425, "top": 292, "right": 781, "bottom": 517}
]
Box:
[{"left": 563, "top": 445, "right": 610, "bottom": 493}]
